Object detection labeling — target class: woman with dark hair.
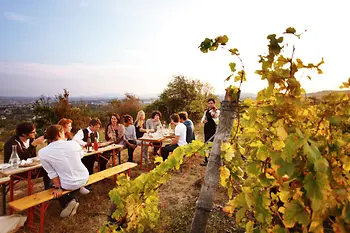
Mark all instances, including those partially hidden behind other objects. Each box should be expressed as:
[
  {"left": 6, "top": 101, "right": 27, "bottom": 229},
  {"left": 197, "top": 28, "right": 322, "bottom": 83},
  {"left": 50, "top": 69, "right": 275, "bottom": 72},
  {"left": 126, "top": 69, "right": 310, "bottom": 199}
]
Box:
[
  {"left": 39, "top": 125, "right": 89, "bottom": 218},
  {"left": 58, "top": 118, "right": 73, "bottom": 140},
  {"left": 105, "top": 113, "right": 124, "bottom": 145},
  {"left": 146, "top": 110, "right": 162, "bottom": 155},
  {"left": 100, "top": 114, "right": 125, "bottom": 170},
  {"left": 123, "top": 114, "right": 137, "bottom": 162}
]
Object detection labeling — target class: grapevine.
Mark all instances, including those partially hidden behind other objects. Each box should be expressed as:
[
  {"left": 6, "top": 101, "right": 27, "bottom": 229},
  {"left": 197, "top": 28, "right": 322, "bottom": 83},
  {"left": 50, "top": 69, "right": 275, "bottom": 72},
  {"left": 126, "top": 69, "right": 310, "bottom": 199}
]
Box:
[{"left": 102, "top": 27, "right": 350, "bottom": 233}]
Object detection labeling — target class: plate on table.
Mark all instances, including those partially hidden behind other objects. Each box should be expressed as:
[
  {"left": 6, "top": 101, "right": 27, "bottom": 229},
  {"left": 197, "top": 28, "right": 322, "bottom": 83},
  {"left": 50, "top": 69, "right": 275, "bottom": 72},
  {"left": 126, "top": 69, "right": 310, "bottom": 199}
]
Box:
[
  {"left": 0, "top": 163, "right": 11, "bottom": 170},
  {"left": 19, "top": 159, "right": 40, "bottom": 167}
]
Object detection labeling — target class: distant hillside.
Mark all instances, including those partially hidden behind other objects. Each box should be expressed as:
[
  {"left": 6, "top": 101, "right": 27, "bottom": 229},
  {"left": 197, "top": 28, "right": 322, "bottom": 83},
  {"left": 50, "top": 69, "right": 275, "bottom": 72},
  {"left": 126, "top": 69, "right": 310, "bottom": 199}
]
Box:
[{"left": 307, "top": 90, "right": 350, "bottom": 99}]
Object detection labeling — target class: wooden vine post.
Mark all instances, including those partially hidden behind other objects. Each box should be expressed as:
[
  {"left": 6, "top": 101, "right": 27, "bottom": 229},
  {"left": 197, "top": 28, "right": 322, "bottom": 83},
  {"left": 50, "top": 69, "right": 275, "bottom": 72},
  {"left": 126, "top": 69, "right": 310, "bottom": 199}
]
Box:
[{"left": 190, "top": 89, "right": 239, "bottom": 233}]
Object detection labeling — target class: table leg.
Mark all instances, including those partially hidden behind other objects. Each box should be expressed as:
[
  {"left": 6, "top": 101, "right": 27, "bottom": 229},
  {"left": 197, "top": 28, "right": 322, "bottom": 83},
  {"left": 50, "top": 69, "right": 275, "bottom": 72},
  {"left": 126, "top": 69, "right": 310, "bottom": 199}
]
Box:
[
  {"left": 2, "top": 184, "right": 6, "bottom": 215},
  {"left": 9, "top": 177, "right": 14, "bottom": 214},
  {"left": 97, "top": 154, "right": 101, "bottom": 172},
  {"left": 112, "top": 149, "right": 116, "bottom": 167},
  {"left": 118, "top": 151, "right": 121, "bottom": 165},
  {"left": 140, "top": 141, "right": 144, "bottom": 169},
  {"left": 160, "top": 142, "right": 163, "bottom": 156}
]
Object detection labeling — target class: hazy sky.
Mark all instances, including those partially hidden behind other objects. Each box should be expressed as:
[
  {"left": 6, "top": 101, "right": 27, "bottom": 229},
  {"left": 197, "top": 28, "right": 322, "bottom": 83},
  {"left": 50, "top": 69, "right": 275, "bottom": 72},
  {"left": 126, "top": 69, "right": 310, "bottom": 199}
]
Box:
[{"left": 1, "top": 0, "right": 349, "bottom": 97}]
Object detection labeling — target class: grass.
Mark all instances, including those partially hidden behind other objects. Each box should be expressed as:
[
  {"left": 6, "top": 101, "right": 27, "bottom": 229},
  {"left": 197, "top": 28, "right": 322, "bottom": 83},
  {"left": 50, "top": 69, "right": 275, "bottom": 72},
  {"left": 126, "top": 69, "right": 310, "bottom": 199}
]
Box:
[{"left": 0, "top": 126, "right": 241, "bottom": 233}]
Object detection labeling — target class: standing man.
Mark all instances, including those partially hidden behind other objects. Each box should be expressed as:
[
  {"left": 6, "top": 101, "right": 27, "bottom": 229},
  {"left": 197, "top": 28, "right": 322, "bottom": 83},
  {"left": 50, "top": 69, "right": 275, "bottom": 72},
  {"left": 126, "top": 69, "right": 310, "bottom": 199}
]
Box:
[
  {"left": 4, "top": 122, "right": 50, "bottom": 189},
  {"left": 161, "top": 114, "right": 187, "bottom": 160},
  {"left": 73, "top": 118, "right": 101, "bottom": 175},
  {"left": 201, "top": 98, "right": 220, "bottom": 166}
]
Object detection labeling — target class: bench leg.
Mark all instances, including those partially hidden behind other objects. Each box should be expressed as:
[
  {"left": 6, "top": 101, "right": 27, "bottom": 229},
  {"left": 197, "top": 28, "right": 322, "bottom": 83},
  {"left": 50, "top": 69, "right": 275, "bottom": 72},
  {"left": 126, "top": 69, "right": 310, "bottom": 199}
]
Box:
[
  {"left": 128, "top": 169, "right": 130, "bottom": 177},
  {"left": 27, "top": 207, "right": 35, "bottom": 231},
  {"left": 39, "top": 203, "right": 48, "bottom": 233}
]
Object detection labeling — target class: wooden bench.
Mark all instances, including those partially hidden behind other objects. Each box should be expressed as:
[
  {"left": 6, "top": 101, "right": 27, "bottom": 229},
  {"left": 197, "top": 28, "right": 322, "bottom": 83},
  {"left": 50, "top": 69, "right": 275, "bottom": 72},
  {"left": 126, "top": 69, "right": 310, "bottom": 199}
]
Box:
[{"left": 8, "top": 162, "right": 137, "bottom": 233}]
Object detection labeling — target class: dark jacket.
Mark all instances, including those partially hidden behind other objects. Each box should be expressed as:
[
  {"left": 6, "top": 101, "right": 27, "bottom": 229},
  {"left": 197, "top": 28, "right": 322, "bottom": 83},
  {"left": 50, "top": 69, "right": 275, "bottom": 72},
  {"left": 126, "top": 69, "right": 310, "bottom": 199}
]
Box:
[
  {"left": 183, "top": 120, "right": 195, "bottom": 143},
  {"left": 4, "top": 135, "right": 36, "bottom": 163}
]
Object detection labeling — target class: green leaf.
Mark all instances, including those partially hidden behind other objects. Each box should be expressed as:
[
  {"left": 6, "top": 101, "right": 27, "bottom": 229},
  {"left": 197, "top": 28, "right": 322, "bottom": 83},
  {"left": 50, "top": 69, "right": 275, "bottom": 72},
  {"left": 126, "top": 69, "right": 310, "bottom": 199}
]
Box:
[
  {"left": 216, "top": 35, "right": 229, "bottom": 45},
  {"left": 341, "top": 156, "right": 350, "bottom": 171},
  {"left": 247, "top": 161, "right": 261, "bottom": 176},
  {"left": 229, "top": 48, "right": 239, "bottom": 55},
  {"left": 271, "top": 225, "right": 288, "bottom": 233},
  {"left": 229, "top": 62, "right": 236, "bottom": 73},
  {"left": 220, "top": 166, "right": 231, "bottom": 187},
  {"left": 276, "top": 159, "right": 295, "bottom": 177},
  {"left": 328, "top": 115, "right": 342, "bottom": 126},
  {"left": 257, "top": 145, "right": 268, "bottom": 161},
  {"left": 154, "top": 156, "right": 163, "bottom": 164},
  {"left": 306, "top": 143, "right": 321, "bottom": 164},
  {"left": 246, "top": 221, "right": 254, "bottom": 233},
  {"left": 314, "top": 158, "right": 329, "bottom": 173},
  {"left": 303, "top": 173, "right": 329, "bottom": 210},
  {"left": 284, "top": 200, "right": 310, "bottom": 228}
]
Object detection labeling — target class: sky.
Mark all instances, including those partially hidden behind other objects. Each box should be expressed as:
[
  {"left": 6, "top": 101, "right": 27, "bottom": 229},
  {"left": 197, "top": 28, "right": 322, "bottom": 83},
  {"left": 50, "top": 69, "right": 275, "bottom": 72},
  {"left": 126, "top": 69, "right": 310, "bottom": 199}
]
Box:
[{"left": 0, "top": 0, "right": 349, "bottom": 97}]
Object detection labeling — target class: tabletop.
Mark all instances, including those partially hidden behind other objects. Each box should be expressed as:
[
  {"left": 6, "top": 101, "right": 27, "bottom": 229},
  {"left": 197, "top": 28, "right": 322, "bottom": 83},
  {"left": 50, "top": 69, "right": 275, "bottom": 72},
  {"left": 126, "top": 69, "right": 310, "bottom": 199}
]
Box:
[{"left": 0, "top": 144, "right": 124, "bottom": 176}]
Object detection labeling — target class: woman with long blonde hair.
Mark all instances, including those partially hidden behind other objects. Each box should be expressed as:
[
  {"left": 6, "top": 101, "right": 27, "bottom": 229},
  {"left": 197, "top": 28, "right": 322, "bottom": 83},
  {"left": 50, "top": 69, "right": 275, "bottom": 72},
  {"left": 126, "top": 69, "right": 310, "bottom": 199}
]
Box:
[{"left": 134, "top": 110, "right": 150, "bottom": 164}]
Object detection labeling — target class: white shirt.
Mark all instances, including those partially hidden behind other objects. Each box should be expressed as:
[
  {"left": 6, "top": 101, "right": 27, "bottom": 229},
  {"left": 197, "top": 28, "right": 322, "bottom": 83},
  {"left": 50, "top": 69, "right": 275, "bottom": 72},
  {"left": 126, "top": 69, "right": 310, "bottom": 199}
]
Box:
[
  {"left": 38, "top": 140, "right": 89, "bottom": 190},
  {"left": 175, "top": 123, "right": 187, "bottom": 146},
  {"left": 201, "top": 108, "right": 220, "bottom": 125},
  {"left": 72, "top": 127, "right": 99, "bottom": 146}
]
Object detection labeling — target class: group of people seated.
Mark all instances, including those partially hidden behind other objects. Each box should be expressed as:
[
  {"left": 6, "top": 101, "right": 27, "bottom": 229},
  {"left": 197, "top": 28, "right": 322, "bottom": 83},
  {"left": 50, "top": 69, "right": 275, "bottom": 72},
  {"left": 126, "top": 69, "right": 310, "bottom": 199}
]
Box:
[{"left": 2, "top": 109, "right": 196, "bottom": 218}]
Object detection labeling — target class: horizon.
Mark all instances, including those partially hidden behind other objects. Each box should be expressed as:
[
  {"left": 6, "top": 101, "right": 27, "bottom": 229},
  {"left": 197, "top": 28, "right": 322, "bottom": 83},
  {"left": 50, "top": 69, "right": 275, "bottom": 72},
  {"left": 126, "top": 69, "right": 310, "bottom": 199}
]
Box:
[{"left": 1, "top": 0, "right": 350, "bottom": 96}]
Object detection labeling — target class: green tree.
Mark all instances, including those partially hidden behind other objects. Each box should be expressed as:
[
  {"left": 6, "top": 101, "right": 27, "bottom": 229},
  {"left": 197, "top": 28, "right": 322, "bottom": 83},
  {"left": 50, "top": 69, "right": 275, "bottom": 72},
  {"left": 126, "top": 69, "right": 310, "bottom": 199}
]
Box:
[
  {"left": 145, "top": 75, "right": 218, "bottom": 123},
  {"left": 105, "top": 93, "right": 143, "bottom": 121}
]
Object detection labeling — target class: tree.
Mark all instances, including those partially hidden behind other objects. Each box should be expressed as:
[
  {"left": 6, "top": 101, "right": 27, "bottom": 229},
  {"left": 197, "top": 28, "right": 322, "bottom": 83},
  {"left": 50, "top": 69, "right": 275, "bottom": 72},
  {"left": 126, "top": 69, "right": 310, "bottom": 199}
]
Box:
[
  {"left": 32, "top": 96, "right": 57, "bottom": 136},
  {"left": 104, "top": 93, "right": 143, "bottom": 121},
  {"left": 145, "top": 75, "right": 218, "bottom": 123}
]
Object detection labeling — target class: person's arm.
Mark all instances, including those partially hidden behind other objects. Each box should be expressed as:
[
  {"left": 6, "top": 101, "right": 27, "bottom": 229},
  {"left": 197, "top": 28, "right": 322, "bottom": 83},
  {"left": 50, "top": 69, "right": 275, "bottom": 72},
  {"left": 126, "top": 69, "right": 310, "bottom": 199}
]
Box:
[
  {"left": 5, "top": 139, "right": 36, "bottom": 162},
  {"left": 4, "top": 140, "right": 13, "bottom": 163},
  {"left": 115, "top": 125, "right": 124, "bottom": 144},
  {"left": 132, "top": 126, "right": 137, "bottom": 140},
  {"left": 72, "top": 129, "right": 86, "bottom": 146},
  {"left": 139, "top": 121, "right": 147, "bottom": 133},
  {"left": 96, "top": 132, "right": 100, "bottom": 142},
  {"left": 186, "top": 125, "right": 192, "bottom": 143},
  {"left": 201, "top": 111, "right": 207, "bottom": 123},
  {"left": 171, "top": 125, "right": 180, "bottom": 145},
  {"left": 213, "top": 109, "right": 220, "bottom": 124},
  {"left": 146, "top": 119, "right": 150, "bottom": 130},
  {"left": 51, "top": 176, "right": 63, "bottom": 198}
]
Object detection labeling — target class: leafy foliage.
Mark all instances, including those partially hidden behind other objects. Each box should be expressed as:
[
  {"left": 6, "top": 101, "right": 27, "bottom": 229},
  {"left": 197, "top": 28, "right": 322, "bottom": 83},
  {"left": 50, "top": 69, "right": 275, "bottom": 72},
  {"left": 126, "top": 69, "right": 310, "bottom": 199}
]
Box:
[
  {"left": 215, "top": 28, "right": 350, "bottom": 232},
  {"left": 103, "top": 27, "right": 350, "bottom": 233},
  {"left": 144, "top": 75, "right": 218, "bottom": 123},
  {"left": 101, "top": 140, "right": 211, "bottom": 233}
]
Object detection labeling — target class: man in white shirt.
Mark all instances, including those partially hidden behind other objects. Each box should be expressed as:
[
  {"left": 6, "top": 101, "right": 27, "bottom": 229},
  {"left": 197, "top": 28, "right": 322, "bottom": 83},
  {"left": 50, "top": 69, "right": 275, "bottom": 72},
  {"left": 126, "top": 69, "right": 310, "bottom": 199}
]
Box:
[
  {"left": 161, "top": 114, "right": 187, "bottom": 160},
  {"left": 39, "top": 125, "right": 89, "bottom": 218},
  {"left": 73, "top": 118, "right": 101, "bottom": 175}
]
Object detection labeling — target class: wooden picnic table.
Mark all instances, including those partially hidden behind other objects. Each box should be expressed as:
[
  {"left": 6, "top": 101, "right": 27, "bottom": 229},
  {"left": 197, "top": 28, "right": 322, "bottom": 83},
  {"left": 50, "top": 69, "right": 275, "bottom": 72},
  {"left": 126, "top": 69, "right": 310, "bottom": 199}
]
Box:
[
  {"left": 0, "top": 143, "right": 124, "bottom": 215},
  {"left": 138, "top": 133, "right": 175, "bottom": 169}
]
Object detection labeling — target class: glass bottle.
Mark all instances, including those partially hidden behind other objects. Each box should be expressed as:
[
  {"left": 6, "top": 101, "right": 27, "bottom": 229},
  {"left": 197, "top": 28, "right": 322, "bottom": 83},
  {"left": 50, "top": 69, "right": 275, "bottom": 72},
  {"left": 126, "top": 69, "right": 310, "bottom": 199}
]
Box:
[
  {"left": 86, "top": 137, "right": 91, "bottom": 152},
  {"left": 9, "top": 145, "right": 20, "bottom": 168},
  {"left": 93, "top": 136, "right": 98, "bottom": 151}
]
